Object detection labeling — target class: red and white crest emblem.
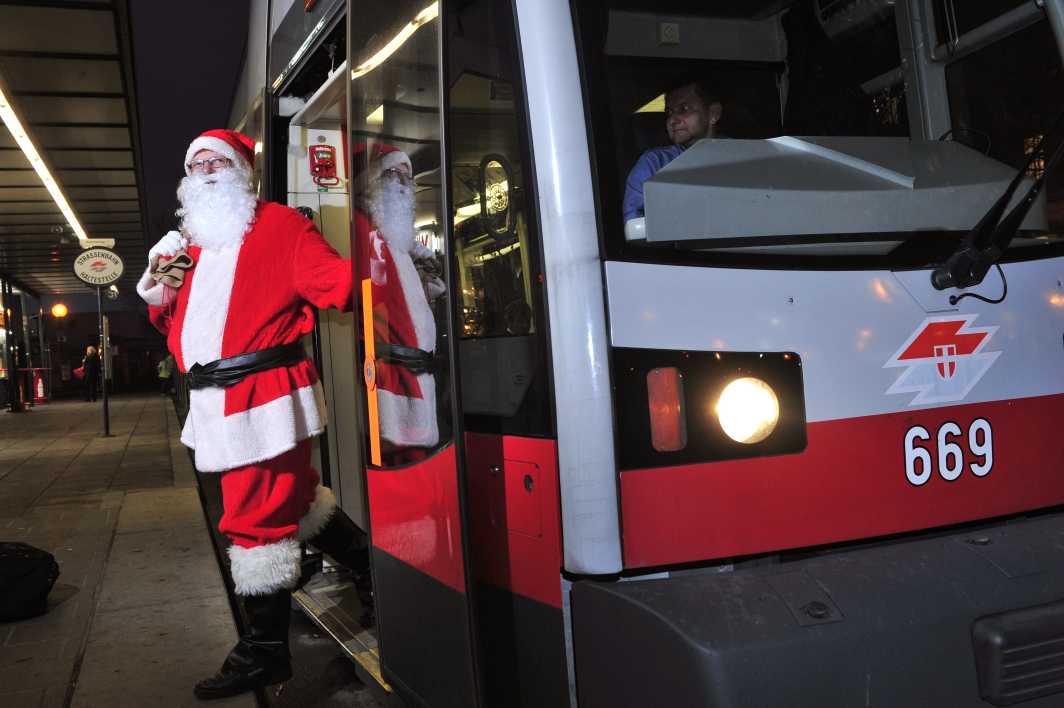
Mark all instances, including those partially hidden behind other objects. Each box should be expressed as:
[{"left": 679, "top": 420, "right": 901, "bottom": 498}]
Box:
[
  {"left": 884, "top": 315, "right": 1000, "bottom": 405},
  {"left": 934, "top": 344, "right": 957, "bottom": 379}
]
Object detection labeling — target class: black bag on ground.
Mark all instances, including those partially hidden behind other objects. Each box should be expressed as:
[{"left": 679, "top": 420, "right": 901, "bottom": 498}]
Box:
[{"left": 0, "top": 542, "right": 60, "bottom": 622}]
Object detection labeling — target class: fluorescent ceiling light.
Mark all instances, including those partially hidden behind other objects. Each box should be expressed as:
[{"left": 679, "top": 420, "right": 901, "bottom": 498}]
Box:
[
  {"left": 636, "top": 94, "right": 665, "bottom": 114},
  {"left": 0, "top": 81, "right": 89, "bottom": 243},
  {"left": 351, "top": 3, "right": 439, "bottom": 82}
]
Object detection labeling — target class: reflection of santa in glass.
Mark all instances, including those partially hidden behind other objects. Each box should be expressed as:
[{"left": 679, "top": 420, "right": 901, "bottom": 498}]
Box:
[
  {"left": 353, "top": 143, "right": 444, "bottom": 465},
  {"left": 137, "top": 129, "right": 375, "bottom": 700}
]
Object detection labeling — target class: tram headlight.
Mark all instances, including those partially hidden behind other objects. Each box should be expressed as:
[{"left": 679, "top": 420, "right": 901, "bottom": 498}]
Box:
[
  {"left": 716, "top": 377, "right": 779, "bottom": 444},
  {"left": 613, "top": 349, "right": 806, "bottom": 470}
]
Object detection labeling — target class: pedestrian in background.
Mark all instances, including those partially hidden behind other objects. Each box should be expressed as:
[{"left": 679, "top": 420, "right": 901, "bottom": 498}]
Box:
[
  {"left": 82, "top": 346, "right": 100, "bottom": 402},
  {"left": 158, "top": 353, "right": 174, "bottom": 394}
]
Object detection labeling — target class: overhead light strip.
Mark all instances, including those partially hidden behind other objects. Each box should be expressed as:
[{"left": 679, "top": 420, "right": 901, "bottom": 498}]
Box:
[
  {"left": 351, "top": 2, "right": 439, "bottom": 82},
  {"left": 0, "top": 81, "right": 89, "bottom": 244}
]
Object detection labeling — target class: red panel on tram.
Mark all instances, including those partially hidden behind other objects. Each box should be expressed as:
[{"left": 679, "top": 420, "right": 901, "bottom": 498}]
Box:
[
  {"left": 620, "top": 394, "right": 1064, "bottom": 569},
  {"left": 466, "top": 434, "right": 563, "bottom": 609},
  {"left": 367, "top": 445, "right": 466, "bottom": 594}
]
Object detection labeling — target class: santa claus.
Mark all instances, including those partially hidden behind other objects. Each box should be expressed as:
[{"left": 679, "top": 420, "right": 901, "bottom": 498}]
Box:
[
  {"left": 352, "top": 142, "right": 445, "bottom": 466},
  {"left": 137, "top": 129, "right": 373, "bottom": 700}
]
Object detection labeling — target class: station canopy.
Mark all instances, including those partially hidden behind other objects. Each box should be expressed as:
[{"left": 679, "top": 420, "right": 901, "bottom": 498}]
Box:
[{"left": 0, "top": 1, "right": 147, "bottom": 295}]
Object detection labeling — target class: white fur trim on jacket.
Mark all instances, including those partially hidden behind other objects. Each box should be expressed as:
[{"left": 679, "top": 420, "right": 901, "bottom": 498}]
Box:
[
  {"left": 185, "top": 136, "right": 248, "bottom": 176},
  {"left": 136, "top": 267, "right": 174, "bottom": 308},
  {"left": 378, "top": 376, "right": 438, "bottom": 448},
  {"left": 228, "top": 538, "right": 302, "bottom": 596},
  {"left": 181, "top": 244, "right": 238, "bottom": 367},
  {"left": 182, "top": 381, "right": 327, "bottom": 472},
  {"left": 393, "top": 244, "right": 435, "bottom": 352},
  {"left": 296, "top": 485, "right": 337, "bottom": 542}
]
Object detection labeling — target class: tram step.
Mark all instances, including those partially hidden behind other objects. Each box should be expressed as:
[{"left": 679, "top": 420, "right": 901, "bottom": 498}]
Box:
[{"left": 293, "top": 571, "right": 405, "bottom": 707}]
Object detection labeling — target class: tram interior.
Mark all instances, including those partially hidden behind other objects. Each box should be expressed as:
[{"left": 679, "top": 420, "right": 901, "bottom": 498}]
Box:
[{"left": 588, "top": 0, "right": 1064, "bottom": 259}]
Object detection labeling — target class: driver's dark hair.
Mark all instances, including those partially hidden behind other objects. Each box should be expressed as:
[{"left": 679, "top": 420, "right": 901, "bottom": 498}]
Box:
[{"left": 663, "top": 71, "right": 722, "bottom": 107}]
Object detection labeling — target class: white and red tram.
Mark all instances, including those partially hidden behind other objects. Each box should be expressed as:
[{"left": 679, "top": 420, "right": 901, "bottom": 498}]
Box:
[{"left": 259, "top": 0, "right": 1064, "bottom": 704}]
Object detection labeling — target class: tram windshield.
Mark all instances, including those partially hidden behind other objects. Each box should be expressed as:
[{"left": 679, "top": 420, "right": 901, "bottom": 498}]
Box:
[{"left": 572, "top": 0, "right": 1064, "bottom": 268}]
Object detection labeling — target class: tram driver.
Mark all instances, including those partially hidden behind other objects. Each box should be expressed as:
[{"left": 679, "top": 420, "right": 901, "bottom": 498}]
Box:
[{"left": 623, "top": 71, "right": 725, "bottom": 224}]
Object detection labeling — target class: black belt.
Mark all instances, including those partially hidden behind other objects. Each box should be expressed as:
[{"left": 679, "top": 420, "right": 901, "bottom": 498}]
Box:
[
  {"left": 376, "top": 342, "right": 434, "bottom": 375},
  {"left": 185, "top": 341, "right": 307, "bottom": 391}
]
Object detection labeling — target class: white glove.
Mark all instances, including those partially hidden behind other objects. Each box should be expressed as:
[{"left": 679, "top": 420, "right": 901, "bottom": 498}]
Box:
[
  {"left": 425, "top": 277, "right": 446, "bottom": 301},
  {"left": 148, "top": 231, "right": 187, "bottom": 263},
  {"left": 412, "top": 241, "right": 435, "bottom": 260}
]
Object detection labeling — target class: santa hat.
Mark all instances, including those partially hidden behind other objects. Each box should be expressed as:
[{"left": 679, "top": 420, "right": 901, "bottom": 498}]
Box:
[
  {"left": 184, "top": 129, "right": 257, "bottom": 175},
  {"left": 351, "top": 143, "right": 412, "bottom": 195}
]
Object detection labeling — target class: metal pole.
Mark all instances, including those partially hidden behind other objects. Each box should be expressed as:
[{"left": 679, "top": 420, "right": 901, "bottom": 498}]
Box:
[
  {"left": 311, "top": 308, "right": 332, "bottom": 488},
  {"left": 4, "top": 281, "right": 21, "bottom": 413},
  {"left": 19, "top": 292, "right": 29, "bottom": 364},
  {"left": 97, "top": 287, "right": 110, "bottom": 436},
  {"left": 1041, "top": 0, "right": 1064, "bottom": 71},
  {"left": 38, "top": 304, "right": 47, "bottom": 396}
]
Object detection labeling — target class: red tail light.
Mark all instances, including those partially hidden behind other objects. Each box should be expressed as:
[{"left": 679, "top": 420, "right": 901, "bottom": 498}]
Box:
[{"left": 647, "top": 367, "right": 687, "bottom": 452}]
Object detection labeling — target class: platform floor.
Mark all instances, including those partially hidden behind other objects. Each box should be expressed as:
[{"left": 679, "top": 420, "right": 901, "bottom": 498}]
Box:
[{"left": 0, "top": 394, "right": 380, "bottom": 708}]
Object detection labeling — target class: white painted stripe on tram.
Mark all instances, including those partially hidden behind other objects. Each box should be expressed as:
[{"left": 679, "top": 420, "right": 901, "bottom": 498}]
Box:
[
  {"left": 513, "top": 0, "right": 623, "bottom": 575},
  {"left": 605, "top": 258, "right": 1064, "bottom": 423}
]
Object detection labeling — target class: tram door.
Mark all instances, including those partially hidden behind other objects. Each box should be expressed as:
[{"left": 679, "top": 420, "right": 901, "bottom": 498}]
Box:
[
  {"left": 349, "top": 3, "right": 481, "bottom": 706},
  {"left": 445, "top": 0, "right": 567, "bottom": 705},
  {"left": 350, "top": 1, "right": 562, "bottom": 706}
]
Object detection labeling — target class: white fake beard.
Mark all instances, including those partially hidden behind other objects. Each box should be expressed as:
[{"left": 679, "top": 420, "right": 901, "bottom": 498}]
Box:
[
  {"left": 176, "top": 166, "right": 257, "bottom": 251},
  {"left": 368, "top": 173, "right": 416, "bottom": 254}
]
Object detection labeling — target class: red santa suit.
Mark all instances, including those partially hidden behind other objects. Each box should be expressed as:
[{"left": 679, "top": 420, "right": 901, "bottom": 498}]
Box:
[
  {"left": 352, "top": 143, "right": 442, "bottom": 457},
  {"left": 137, "top": 130, "right": 345, "bottom": 595},
  {"left": 143, "top": 202, "right": 345, "bottom": 470}
]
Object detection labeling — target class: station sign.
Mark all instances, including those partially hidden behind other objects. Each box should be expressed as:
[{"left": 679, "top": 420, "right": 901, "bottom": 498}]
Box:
[
  {"left": 80, "top": 238, "right": 115, "bottom": 248},
  {"left": 72, "top": 248, "right": 124, "bottom": 288}
]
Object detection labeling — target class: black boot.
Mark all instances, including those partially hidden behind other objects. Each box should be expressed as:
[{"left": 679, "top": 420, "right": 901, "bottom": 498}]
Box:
[
  {"left": 193, "top": 589, "right": 293, "bottom": 700},
  {"left": 307, "top": 509, "right": 375, "bottom": 627}
]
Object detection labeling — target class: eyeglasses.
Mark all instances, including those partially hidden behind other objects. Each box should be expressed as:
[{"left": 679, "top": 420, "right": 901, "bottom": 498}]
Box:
[
  {"left": 382, "top": 167, "right": 416, "bottom": 186},
  {"left": 187, "top": 157, "right": 232, "bottom": 172}
]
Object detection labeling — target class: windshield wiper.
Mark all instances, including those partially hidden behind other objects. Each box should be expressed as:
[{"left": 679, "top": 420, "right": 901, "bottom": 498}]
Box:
[{"left": 931, "top": 108, "right": 1064, "bottom": 291}]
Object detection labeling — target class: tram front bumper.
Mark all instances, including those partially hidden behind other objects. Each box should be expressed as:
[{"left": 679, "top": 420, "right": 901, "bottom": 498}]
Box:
[{"left": 572, "top": 513, "right": 1064, "bottom": 707}]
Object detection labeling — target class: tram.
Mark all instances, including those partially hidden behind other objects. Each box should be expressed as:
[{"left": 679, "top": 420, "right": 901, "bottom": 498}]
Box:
[{"left": 242, "top": 0, "right": 1064, "bottom": 705}]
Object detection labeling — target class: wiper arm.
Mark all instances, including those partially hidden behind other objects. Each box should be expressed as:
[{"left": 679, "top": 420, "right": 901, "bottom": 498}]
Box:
[
  {"left": 962, "top": 131, "right": 1064, "bottom": 289},
  {"left": 931, "top": 108, "right": 1064, "bottom": 290}
]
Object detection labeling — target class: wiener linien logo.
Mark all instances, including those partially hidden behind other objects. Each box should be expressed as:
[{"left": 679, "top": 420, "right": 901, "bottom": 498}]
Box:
[{"left": 884, "top": 315, "right": 1000, "bottom": 406}]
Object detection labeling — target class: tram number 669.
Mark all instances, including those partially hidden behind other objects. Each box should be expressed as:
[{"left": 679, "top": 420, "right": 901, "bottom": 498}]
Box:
[{"left": 904, "top": 419, "right": 993, "bottom": 486}]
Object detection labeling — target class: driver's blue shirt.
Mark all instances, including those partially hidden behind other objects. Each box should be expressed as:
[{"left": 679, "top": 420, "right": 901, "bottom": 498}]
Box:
[
  {"left": 623, "top": 137, "right": 729, "bottom": 224},
  {"left": 623, "top": 144, "right": 686, "bottom": 224}
]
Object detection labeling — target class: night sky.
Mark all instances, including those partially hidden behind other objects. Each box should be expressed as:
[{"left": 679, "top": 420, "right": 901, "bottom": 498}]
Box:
[
  {"left": 129, "top": 0, "right": 251, "bottom": 250},
  {"left": 40, "top": 3, "right": 251, "bottom": 315}
]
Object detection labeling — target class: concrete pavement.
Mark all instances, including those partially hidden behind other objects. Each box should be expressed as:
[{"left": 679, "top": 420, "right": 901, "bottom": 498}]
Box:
[{"left": 0, "top": 394, "right": 253, "bottom": 708}]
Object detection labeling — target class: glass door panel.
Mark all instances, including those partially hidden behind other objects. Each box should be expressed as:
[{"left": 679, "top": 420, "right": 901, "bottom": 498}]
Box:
[
  {"left": 349, "top": 3, "right": 480, "bottom": 706},
  {"left": 447, "top": 1, "right": 551, "bottom": 440}
]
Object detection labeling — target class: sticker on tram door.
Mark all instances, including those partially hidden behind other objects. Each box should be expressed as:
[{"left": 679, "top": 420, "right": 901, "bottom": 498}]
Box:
[{"left": 883, "top": 315, "right": 1000, "bottom": 406}]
